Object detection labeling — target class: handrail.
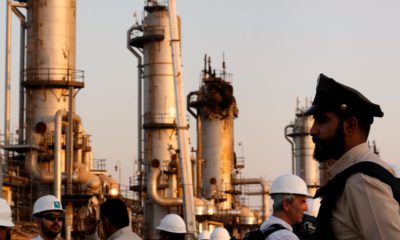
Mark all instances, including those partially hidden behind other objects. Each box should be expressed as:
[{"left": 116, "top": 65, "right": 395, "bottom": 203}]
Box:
[{"left": 24, "top": 68, "right": 85, "bottom": 83}]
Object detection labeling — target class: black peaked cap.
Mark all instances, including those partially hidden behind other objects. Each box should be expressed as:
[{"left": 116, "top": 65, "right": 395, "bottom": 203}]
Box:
[{"left": 304, "top": 74, "right": 383, "bottom": 121}]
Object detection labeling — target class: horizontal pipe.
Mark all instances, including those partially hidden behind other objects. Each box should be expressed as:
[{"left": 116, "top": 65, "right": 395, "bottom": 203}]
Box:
[
  {"left": 233, "top": 178, "right": 270, "bottom": 221},
  {"left": 244, "top": 191, "right": 265, "bottom": 196}
]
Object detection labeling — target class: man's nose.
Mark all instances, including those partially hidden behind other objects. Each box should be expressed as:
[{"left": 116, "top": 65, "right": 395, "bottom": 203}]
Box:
[{"left": 309, "top": 122, "right": 317, "bottom": 136}]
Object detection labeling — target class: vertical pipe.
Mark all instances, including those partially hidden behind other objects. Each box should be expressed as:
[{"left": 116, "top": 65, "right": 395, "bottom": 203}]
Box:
[
  {"left": 127, "top": 25, "right": 143, "bottom": 205},
  {"left": 167, "top": 0, "right": 196, "bottom": 235},
  {"left": 187, "top": 91, "right": 202, "bottom": 197},
  {"left": 116, "top": 160, "right": 121, "bottom": 194},
  {"left": 137, "top": 57, "right": 143, "bottom": 205},
  {"left": 262, "top": 193, "right": 269, "bottom": 221},
  {"left": 4, "top": 0, "right": 12, "bottom": 178},
  {"left": 65, "top": 86, "right": 73, "bottom": 240},
  {"left": 191, "top": 154, "right": 197, "bottom": 196},
  {"left": 65, "top": 203, "right": 73, "bottom": 240},
  {"left": 136, "top": 54, "right": 143, "bottom": 205},
  {"left": 54, "top": 110, "right": 66, "bottom": 199},
  {"left": 67, "top": 86, "right": 74, "bottom": 195},
  {"left": 197, "top": 116, "right": 202, "bottom": 197},
  {"left": 18, "top": 21, "right": 26, "bottom": 144}
]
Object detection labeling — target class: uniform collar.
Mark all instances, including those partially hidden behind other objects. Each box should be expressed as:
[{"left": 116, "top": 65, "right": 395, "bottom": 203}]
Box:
[{"left": 327, "top": 143, "right": 370, "bottom": 179}]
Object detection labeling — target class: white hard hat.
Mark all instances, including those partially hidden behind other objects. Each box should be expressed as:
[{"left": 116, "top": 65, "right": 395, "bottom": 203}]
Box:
[
  {"left": 0, "top": 199, "right": 14, "bottom": 227},
  {"left": 270, "top": 174, "right": 310, "bottom": 196},
  {"left": 199, "top": 230, "right": 210, "bottom": 240},
  {"left": 32, "top": 195, "right": 64, "bottom": 216},
  {"left": 156, "top": 214, "right": 186, "bottom": 234},
  {"left": 210, "top": 227, "right": 230, "bottom": 240}
]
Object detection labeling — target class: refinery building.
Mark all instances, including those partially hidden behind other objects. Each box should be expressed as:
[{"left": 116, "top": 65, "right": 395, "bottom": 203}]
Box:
[{"left": 1, "top": 0, "right": 326, "bottom": 239}]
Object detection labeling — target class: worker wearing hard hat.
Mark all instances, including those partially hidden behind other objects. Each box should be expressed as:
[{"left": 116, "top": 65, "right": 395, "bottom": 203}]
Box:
[
  {"left": 210, "top": 227, "right": 230, "bottom": 240},
  {"left": 85, "top": 198, "right": 141, "bottom": 240},
  {"left": 259, "top": 174, "right": 309, "bottom": 240},
  {"left": 198, "top": 230, "right": 210, "bottom": 240},
  {"left": 32, "top": 195, "right": 64, "bottom": 240},
  {"left": 0, "top": 198, "right": 14, "bottom": 240},
  {"left": 156, "top": 214, "right": 186, "bottom": 240}
]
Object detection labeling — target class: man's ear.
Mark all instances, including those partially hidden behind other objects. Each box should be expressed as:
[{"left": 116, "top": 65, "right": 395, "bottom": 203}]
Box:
[
  {"left": 282, "top": 198, "right": 290, "bottom": 211},
  {"left": 343, "top": 116, "right": 358, "bottom": 136},
  {"left": 34, "top": 217, "right": 41, "bottom": 225}
]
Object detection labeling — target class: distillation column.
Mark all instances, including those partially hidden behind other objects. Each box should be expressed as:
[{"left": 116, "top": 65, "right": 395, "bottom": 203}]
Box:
[
  {"left": 19, "top": 1, "right": 102, "bottom": 237},
  {"left": 20, "top": 1, "right": 82, "bottom": 237},
  {"left": 285, "top": 104, "right": 319, "bottom": 196},
  {"left": 3, "top": 1, "right": 121, "bottom": 237},
  {"left": 189, "top": 57, "right": 238, "bottom": 210},
  {"left": 2, "top": 0, "right": 108, "bottom": 228},
  {"left": 23, "top": 0, "right": 83, "bottom": 192},
  {"left": 128, "top": 2, "right": 183, "bottom": 239}
]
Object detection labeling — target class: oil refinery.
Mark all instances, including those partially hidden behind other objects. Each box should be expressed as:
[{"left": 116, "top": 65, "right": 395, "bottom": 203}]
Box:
[{"left": 1, "top": 0, "right": 322, "bottom": 239}]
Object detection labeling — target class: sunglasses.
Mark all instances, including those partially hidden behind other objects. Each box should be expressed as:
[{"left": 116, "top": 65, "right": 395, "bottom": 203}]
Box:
[{"left": 42, "top": 214, "right": 64, "bottom": 222}]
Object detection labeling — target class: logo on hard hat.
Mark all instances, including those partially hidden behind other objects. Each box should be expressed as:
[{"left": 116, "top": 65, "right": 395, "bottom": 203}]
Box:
[{"left": 53, "top": 201, "right": 61, "bottom": 209}]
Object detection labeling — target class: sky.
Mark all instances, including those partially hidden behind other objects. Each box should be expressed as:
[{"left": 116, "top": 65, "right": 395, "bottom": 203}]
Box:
[{"left": 2, "top": 0, "right": 400, "bottom": 192}]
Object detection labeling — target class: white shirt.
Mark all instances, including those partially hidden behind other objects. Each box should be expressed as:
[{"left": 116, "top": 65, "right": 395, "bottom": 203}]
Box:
[
  {"left": 86, "top": 226, "right": 142, "bottom": 240},
  {"left": 260, "top": 215, "right": 299, "bottom": 240},
  {"left": 107, "top": 226, "right": 141, "bottom": 240},
  {"left": 32, "top": 235, "right": 62, "bottom": 240},
  {"left": 32, "top": 236, "right": 44, "bottom": 240}
]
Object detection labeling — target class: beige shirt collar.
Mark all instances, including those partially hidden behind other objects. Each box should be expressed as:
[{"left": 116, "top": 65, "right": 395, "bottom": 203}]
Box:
[{"left": 327, "top": 143, "right": 370, "bottom": 180}]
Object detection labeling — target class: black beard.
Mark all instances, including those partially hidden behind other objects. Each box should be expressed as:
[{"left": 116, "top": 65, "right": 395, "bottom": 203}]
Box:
[
  {"left": 41, "top": 223, "right": 61, "bottom": 239},
  {"left": 312, "top": 121, "right": 345, "bottom": 162}
]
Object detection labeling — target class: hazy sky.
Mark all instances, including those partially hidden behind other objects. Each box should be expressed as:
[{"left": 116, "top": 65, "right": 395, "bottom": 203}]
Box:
[{"left": 2, "top": 0, "right": 400, "bottom": 189}]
